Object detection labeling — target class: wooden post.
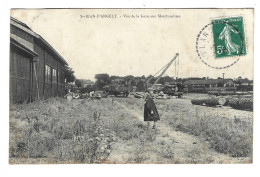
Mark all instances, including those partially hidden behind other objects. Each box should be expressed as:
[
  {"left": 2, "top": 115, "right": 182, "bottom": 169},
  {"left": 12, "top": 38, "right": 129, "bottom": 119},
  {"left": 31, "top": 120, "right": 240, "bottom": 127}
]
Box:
[
  {"left": 43, "top": 50, "right": 46, "bottom": 99},
  {"left": 29, "top": 59, "right": 33, "bottom": 102},
  {"left": 33, "top": 61, "right": 40, "bottom": 100}
]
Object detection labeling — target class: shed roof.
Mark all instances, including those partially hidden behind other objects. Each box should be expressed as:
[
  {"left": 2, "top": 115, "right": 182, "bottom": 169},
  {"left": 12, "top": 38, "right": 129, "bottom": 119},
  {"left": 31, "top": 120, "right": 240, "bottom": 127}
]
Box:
[
  {"left": 10, "top": 34, "right": 38, "bottom": 57},
  {"left": 10, "top": 17, "right": 68, "bottom": 65},
  {"left": 11, "top": 17, "right": 32, "bottom": 30}
]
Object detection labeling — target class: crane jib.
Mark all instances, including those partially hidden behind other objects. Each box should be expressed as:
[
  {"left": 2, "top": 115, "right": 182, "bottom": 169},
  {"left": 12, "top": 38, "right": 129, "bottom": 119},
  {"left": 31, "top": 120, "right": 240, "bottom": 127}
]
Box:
[{"left": 151, "top": 53, "right": 179, "bottom": 88}]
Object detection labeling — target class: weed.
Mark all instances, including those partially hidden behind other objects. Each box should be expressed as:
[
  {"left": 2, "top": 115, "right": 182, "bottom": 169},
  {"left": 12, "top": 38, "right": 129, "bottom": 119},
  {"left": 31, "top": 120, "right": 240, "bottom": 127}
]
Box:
[
  {"left": 9, "top": 98, "right": 117, "bottom": 163},
  {"left": 128, "top": 147, "right": 147, "bottom": 163},
  {"left": 162, "top": 144, "right": 174, "bottom": 159}
]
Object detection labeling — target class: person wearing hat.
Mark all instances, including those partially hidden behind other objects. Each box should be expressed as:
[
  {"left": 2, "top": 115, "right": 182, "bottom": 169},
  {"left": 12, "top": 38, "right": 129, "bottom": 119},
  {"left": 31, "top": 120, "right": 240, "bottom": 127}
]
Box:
[{"left": 143, "top": 92, "right": 160, "bottom": 129}]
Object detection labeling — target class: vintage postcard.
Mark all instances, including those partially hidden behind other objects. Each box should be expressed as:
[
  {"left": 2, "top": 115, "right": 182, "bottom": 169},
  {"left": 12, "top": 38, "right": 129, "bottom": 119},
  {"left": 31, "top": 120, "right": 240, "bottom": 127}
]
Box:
[{"left": 9, "top": 9, "right": 254, "bottom": 164}]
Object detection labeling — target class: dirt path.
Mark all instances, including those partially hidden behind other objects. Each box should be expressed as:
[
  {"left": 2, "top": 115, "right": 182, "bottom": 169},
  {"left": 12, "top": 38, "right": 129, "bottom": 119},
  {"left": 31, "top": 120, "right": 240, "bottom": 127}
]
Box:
[{"left": 107, "top": 100, "right": 251, "bottom": 164}]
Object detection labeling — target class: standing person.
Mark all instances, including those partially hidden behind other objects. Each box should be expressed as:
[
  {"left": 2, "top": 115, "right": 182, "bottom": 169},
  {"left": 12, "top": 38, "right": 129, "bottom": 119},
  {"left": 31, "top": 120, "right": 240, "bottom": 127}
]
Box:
[
  {"left": 144, "top": 93, "right": 160, "bottom": 129},
  {"left": 219, "top": 23, "right": 240, "bottom": 55}
]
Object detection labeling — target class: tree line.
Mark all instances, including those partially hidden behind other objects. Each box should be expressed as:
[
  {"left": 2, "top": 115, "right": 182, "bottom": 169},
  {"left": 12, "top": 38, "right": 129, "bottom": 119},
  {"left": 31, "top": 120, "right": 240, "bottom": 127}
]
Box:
[{"left": 64, "top": 67, "right": 253, "bottom": 92}]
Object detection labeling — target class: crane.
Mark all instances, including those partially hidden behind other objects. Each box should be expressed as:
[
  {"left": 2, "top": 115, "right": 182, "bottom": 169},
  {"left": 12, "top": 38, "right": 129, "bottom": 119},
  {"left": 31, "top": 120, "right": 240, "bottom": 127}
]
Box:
[{"left": 144, "top": 53, "right": 179, "bottom": 91}]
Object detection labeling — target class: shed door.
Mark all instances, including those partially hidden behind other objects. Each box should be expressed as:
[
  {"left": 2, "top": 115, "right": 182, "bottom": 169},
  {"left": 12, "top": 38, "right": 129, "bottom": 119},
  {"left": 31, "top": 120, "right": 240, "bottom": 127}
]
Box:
[{"left": 10, "top": 49, "right": 32, "bottom": 104}]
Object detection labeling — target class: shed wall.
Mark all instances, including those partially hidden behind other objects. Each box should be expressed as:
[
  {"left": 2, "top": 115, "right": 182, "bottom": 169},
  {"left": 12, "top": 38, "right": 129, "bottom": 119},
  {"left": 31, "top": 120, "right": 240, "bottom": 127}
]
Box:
[{"left": 10, "top": 22, "right": 67, "bottom": 104}]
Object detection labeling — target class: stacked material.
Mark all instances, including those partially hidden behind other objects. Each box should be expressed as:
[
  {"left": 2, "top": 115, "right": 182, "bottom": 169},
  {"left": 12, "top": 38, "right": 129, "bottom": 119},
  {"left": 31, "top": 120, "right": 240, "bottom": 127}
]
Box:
[
  {"left": 228, "top": 97, "right": 253, "bottom": 111},
  {"left": 156, "top": 93, "right": 167, "bottom": 99},
  {"left": 134, "top": 92, "right": 144, "bottom": 98},
  {"left": 191, "top": 99, "right": 205, "bottom": 105},
  {"left": 204, "top": 97, "right": 226, "bottom": 106},
  {"left": 191, "top": 97, "right": 226, "bottom": 106},
  {"left": 191, "top": 96, "right": 253, "bottom": 111},
  {"left": 223, "top": 96, "right": 232, "bottom": 106}
]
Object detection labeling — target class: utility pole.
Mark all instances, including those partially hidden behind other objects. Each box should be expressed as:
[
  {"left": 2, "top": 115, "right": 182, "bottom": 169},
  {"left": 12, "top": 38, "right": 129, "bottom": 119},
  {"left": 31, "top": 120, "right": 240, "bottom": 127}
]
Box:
[{"left": 222, "top": 73, "right": 225, "bottom": 86}]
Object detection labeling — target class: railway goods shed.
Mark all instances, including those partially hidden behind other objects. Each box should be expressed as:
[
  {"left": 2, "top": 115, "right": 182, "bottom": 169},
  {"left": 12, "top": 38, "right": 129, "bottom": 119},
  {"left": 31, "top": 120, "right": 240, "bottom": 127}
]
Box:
[{"left": 10, "top": 17, "right": 68, "bottom": 104}]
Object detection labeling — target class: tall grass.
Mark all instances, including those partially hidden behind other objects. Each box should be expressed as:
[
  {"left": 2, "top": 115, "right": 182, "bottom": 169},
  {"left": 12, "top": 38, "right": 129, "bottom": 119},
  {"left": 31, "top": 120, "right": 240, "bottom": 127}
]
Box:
[
  {"left": 10, "top": 96, "right": 252, "bottom": 163},
  {"left": 9, "top": 98, "right": 116, "bottom": 163},
  {"left": 159, "top": 102, "right": 253, "bottom": 157},
  {"left": 10, "top": 97, "right": 157, "bottom": 164},
  {"left": 117, "top": 98, "right": 253, "bottom": 158}
]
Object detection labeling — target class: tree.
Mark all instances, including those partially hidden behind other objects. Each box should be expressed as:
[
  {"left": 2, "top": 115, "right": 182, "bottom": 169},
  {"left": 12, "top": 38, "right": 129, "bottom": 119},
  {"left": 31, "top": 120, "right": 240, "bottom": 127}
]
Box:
[
  {"left": 124, "top": 75, "right": 134, "bottom": 83},
  {"left": 136, "top": 80, "right": 145, "bottom": 91},
  {"left": 75, "top": 79, "right": 82, "bottom": 88},
  {"left": 149, "top": 77, "right": 156, "bottom": 85},
  {"left": 157, "top": 77, "right": 166, "bottom": 85},
  {"left": 130, "top": 80, "right": 136, "bottom": 86},
  {"left": 164, "top": 76, "right": 175, "bottom": 83},
  {"left": 64, "top": 66, "right": 76, "bottom": 83},
  {"left": 95, "top": 74, "right": 111, "bottom": 90},
  {"left": 110, "top": 75, "right": 119, "bottom": 80}
]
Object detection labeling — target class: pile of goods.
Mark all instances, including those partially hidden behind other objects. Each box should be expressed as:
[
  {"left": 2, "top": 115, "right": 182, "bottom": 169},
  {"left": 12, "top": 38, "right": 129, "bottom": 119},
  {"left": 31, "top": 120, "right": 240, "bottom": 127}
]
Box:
[
  {"left": 191, "top": 96, "right": 253, "bottom": 111},
  {"left": 228, "top": 97, "right": 253, "bottom": 111},
  {"left": 155, "top": 93, "right": 167, "bottom": 99},
  {"left": 191, "top": 97, "right": 226, "bottom": 106},
  {"left": 134, "top": 92, "right": 145, "bottom": 98}
]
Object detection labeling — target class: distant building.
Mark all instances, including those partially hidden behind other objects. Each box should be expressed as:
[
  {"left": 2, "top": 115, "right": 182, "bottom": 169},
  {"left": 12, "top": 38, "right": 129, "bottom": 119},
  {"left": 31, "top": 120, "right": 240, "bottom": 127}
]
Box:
[
  {"left": 184, "top": 79, "right": 235, "bottom": 93},
  {"left": 184, "top": 79, "right": 235, "bottom": 88},
  {"left": 80, "top": 79, "right": 95, "bottom": 88},
  {"left": 234, "top": 78, "right": 253, "bottom": 91},
  {"left": 10, "top": 17, "right": 68, "bottom": 103}
]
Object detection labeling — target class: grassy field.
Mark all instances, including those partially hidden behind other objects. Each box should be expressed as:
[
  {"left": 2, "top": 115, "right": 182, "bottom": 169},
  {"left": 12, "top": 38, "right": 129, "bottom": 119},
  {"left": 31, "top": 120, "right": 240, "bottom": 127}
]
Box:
[
  {"left": 142, "top": 98, "right": 252, "bottom": 157},
  {"left": 9, "top": 97, "right": 160, "bottom": 163},
  {"left": 115, "top": 96, "right": 253, "bottom": 157},
  {"left": 9, "top": 94, "right": 253, "bottom": 164}
]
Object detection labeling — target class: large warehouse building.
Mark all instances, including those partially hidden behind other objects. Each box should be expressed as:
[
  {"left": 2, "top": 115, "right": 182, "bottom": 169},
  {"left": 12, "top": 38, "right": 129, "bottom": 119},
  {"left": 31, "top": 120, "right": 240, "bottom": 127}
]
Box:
[{"left": 10, "top": 17, "right": 68, "bottom": 104}]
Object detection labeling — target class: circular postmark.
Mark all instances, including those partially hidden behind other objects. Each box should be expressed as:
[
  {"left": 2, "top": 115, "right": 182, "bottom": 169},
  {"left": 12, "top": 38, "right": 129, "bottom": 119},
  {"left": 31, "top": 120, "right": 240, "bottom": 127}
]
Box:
[{"left": 196, "top": 20, "right": 246, "bottom": 69}]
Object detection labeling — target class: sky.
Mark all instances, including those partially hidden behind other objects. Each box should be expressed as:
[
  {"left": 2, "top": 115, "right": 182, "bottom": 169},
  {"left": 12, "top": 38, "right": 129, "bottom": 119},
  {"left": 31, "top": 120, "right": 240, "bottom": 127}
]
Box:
[{"left": 10, "top": 9, "right": 254, "bottom": 81}]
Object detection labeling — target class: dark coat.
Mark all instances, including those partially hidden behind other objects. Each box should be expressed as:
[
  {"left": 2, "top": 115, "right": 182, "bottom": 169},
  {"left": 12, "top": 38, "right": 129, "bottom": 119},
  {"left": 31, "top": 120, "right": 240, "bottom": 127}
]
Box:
[{"left": 144, "top": 96, "right": 160, "bottom": 122}]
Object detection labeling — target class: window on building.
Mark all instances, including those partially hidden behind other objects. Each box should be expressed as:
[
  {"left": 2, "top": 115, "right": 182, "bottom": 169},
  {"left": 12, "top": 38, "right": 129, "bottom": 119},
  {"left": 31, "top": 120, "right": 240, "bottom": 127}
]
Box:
[
  {"left": 45, "top": 65, "right": 52, "bottom": 83},
  {"left": 57, "top": 70, "right": 59, "bottom": 84},
  {"left": 52, "top": 68, "right": 57, "bottom": 84}
]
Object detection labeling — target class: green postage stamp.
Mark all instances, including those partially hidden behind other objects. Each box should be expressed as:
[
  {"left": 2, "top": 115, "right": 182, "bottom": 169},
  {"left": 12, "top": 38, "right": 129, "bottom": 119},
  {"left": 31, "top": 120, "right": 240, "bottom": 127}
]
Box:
[{"left": 212, "top": 16, "right": 246, "bottom": 58}]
